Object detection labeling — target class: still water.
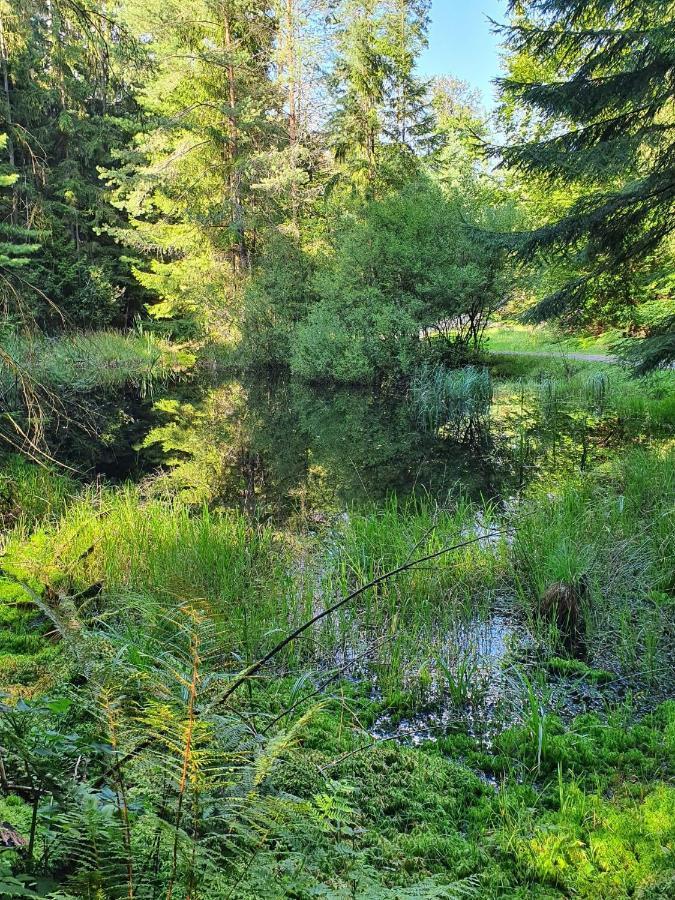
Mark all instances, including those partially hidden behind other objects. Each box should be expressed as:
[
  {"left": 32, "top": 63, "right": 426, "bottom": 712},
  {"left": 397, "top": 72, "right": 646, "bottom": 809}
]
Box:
[{"left": 63, "top": 369, "right": 660, "bottom": 519}]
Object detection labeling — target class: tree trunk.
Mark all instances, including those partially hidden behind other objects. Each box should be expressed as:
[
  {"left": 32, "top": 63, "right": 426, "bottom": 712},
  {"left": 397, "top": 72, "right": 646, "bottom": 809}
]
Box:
[
  {"left": 286, "top": 0, "right": 299, "bottom": 223},
  {"left": 0, "top": 10, "right": 17, "bottom": 224},
  {"left": 222, "top": 6, "right": 248, "bottom": 276}
]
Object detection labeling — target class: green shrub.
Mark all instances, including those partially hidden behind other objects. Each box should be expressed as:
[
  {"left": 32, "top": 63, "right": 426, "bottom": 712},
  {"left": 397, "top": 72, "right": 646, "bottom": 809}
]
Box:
[
  {"left": 290, "top": 293, "right": 418, "bottom": 382},
  {"left": 289, "top": 177, "right": 512, "bottom": 382}
]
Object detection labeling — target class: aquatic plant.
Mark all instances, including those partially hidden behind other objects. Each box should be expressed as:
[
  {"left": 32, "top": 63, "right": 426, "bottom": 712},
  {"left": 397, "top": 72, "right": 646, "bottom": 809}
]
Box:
[
  {"left": 410, "top": 364, "right": 492, "bottom": 430},
  {"left": 437, "top": 644, "right": 484, "bottom": 708}
]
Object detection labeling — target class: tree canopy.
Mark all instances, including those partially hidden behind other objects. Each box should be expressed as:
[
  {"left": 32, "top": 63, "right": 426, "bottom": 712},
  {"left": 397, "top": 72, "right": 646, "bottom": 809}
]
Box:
[
  {"left": 497, "top": 0, "right": 675, "bottom": 370},
  {"left": 1, "top": 0, "right": 672, "bottom": 372}
]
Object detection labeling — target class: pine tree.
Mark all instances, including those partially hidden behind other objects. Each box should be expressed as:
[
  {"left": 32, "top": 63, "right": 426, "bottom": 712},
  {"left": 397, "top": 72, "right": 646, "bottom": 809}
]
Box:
[
  {"left": 329, "top": 0, "right": 437, "bottom": 195},
  {"left": 497, "top": 0, "right": 675, "bottom": 370},
  {"left": 380, "top": 0, "right": 439, "bottom": 171},
  {"left": 0, "top": 135, "right": 40, "bottom": 274},
  {"left": 431, "top": 76, "right": 489, "bottom": 188},
  {"left": 265, "top": 0, "right": 330, "bottom": 226},
  {"left": 0, "top": 0, "right": 144, "bottom": 326},
  {"left": 330, "top": 0, "right": 387, "bottom": 195},
  {"left": 107, "top": 0, "right": 282, "bottom": 337}
]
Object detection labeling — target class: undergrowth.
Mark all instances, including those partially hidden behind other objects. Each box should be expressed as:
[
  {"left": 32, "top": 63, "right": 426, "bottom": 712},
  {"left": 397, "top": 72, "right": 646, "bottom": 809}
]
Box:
[{"left": 0, "top": 447, "right": 672, "bottom": 897}]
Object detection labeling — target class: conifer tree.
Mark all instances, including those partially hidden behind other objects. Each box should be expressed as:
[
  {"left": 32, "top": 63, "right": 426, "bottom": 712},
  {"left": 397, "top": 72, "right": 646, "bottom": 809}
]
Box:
[
  {"left": 0, "top": 134, "right": 40, "bottom": 275},
  {"left": 497, "top": 0, "right": 675, "bottom": 370},
  {"left": 108, "top": 0, "right": 282, "bottom": 336},
  {"left": 0, "top": 0, "right": 144, "bottom": 326},
  {"left": 266, "top": 0, "right": 329, "bottom": 226},
  {"left": 380, "top": 0, "right": 439, "bottom": 169},
  {"left": 329, "top": 0, "right": 437, "bottom": 194},
  {"left": 330, "top": 0, "right": 387, "bottom": 194}
]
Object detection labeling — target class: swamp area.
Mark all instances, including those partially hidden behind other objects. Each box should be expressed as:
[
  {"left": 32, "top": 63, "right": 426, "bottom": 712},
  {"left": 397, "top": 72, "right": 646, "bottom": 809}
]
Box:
[
  {"left": 0, "top": 346, "right": 673, "bottom": 898},
  {"left": 1, "top": 0, "right": 674, "bottom": 896}
]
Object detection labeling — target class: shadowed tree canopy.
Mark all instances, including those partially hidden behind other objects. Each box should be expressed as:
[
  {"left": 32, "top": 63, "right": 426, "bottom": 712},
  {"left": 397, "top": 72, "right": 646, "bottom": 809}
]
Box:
[{"left": 496, "top": 0, "right": 675, "bottom": 371}]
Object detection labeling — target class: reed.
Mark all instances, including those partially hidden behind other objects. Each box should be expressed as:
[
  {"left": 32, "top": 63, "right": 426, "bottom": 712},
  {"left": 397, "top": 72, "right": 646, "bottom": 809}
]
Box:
[{"left": 410, "top": 364, "right": 492, "bottom": 430}]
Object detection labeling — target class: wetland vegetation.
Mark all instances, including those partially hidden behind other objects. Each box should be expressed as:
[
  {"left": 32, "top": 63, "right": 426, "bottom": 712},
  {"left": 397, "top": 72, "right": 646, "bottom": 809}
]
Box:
[{"left": 0, "top": 0, "right": 674, "bottom": 897}]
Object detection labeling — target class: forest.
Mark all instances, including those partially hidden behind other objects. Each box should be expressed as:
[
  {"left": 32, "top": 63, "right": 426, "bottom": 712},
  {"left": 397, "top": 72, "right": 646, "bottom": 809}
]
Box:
[{"left": 0, "top": 0, "right": 673, "bottom": 897}]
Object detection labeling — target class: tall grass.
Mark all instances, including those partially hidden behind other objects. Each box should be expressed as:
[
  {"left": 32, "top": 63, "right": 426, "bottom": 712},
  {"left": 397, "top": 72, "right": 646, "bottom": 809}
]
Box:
[
  {"left": 410, "top": 364, "right": 492, "bottom": 430},
  {"left": 2, "top": 448, "right": 672, "bottom": 703},
  {"left": 485, "top": 322, "right": 622, "bottom": 355},
  {"left": 2, "top": 488, "right": 505, "bottom": 676},
  {"left": 0, "top": 330, "right": 194, "bottom": 396},
  {"left": 0, "top": 454, "right": 77, "bottom": 531},
  {"left": 491, "top": 362, "right": 674, "bottom": 432},
  {"left": 0, "top": 447, "right": 673, "bottom": 897},
  {"left": 513, "top": 448, "right": 674, "bottom": 677},
  {"left": 2, "top": 485, "right": 313, "bottom": 674},
  {"left": 534, "top": 367, "right": 674, "bottom": 424}
]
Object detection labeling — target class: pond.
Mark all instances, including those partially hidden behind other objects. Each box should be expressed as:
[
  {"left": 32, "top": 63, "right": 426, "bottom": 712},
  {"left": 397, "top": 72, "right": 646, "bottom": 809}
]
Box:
[
  {"left": 62, "top": 364, "right": 668, "bottom": 522},
  {"left": 3, "top": 360, "right": 673, "bottom": 752}
]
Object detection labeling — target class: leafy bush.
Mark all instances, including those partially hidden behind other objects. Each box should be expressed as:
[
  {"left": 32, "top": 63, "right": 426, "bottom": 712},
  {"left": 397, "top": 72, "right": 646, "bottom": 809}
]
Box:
[
  {"left": 289, "top": 177, "right": 513, "bottom": 382},
  {"left": 291, "top": 291, "right": 419, "bottom": 382}
]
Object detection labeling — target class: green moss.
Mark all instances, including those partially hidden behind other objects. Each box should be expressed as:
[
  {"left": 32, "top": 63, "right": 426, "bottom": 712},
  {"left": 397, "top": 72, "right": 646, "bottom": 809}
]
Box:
[
  {"left": 505, "top": 783, "right": 675, "bottom": 899},
  {"left": 546, "top": 657, "right": 614, "bottom": 683},
  {"left": 264, "top": 700, "right": 675, "bottom": 894}
]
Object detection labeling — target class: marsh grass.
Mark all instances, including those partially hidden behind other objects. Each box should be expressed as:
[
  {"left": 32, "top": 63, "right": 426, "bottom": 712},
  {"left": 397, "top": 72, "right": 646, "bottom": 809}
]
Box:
[
  {"left": 0, "top": 447, "right": 674, "bottom": 897},
  {"left": 2, "top": 486, "right": 508, "bottom": 702},
  {"left": 497, "top": 774, "right": 675, "bottom": 898},
  {"left": 492, "top": 361, "right": 674, "bottom": 431},
  {"left": 410, "top": 364, "right": 492, "bottom": 430},
  {"left": 3, "top": 446, "right": 672, "bottom": 725},
  {"left": 513, "top": 448, "right": 674, "bottom": 685},
  {"left": 437, "top": 644, "right": 484, "bottom": 708},
  {"left": 0, "top": 330, "right": 194, "bottom": 397},
  {"left": 0, "top": 455, "right": 77, "bottom": 530}
]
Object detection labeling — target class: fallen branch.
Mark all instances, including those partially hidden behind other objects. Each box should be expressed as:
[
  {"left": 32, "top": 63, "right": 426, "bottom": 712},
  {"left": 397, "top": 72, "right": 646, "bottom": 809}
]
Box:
[{"left": 216, "top": 528, "right": 505, "bottom": 705}]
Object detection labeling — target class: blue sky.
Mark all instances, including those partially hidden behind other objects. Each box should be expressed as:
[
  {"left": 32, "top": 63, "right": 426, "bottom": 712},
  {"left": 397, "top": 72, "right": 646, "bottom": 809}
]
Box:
[{"left": 419, "top": 1, "right": 509, "bottom": 108}]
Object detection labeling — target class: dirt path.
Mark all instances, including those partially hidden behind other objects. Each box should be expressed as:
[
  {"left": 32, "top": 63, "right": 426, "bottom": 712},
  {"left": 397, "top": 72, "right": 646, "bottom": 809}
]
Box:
[{"left": 492, "top": 349, "right": 617, "bottom": 363}]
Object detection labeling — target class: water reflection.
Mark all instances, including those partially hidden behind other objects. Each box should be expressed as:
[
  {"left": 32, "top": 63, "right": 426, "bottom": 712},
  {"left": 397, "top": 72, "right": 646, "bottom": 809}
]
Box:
[
  {"left": 129, "top": 371, "right": 653, "bottom": 518},
  {"left": 39, "top": 365, "right": 666, "bottom": 516},
  {"left": 137, "top": 376, "right": 500, "bottom": 517}
]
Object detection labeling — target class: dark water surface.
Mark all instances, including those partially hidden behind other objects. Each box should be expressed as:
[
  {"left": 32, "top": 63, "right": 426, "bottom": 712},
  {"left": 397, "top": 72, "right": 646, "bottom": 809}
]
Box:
[{"left": 66, "top": 369, "right": 660, "bottom": 519}]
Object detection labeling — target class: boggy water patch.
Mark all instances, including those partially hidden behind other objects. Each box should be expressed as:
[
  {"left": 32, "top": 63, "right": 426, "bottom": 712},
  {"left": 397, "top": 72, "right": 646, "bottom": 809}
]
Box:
[
  {"left": 139, "top": 369, "right": 671, "bottom": 519},
  {"left": 365, "top": 604, "right": 635, "bottom": 748},
  {"left": 369, "top": 605, "right": 529, "bottom": 746}
]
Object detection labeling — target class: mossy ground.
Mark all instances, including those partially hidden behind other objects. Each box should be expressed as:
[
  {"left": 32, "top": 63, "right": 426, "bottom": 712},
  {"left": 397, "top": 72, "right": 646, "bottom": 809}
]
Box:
[{"left": 224, "top": 684, "right": 675, "bottom": 897}]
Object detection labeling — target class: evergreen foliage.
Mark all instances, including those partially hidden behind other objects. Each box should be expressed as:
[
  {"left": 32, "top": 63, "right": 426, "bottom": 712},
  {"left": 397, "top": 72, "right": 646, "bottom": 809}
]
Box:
[
  {"left": 1, "top": 0, "right": 670, "bottom": 372},
  {"left": 496, "top": 0, "right": 675, "bottom": 370},
  {"left": 0, "top": 4, "right": 674, "bottom": 896},
  {"left": 0, "top": 135, "right": 40, "bottom": 273},
  {"left": 0, "top": 0, "right": 145, "bottom": 326}
]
